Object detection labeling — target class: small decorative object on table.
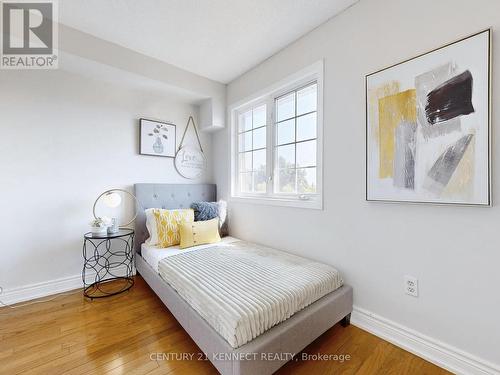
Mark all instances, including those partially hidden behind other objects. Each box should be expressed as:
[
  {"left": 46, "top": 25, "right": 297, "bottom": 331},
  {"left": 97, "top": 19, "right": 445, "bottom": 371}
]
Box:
[
  {"left": 90, "top": 217, "right": 109, "bottom": 236},
  {"left": 82, "top": 229, "right": 135, "bottom": 299},
  {"left": 107, "top": 218, "right": 119, "bottom": 234}
]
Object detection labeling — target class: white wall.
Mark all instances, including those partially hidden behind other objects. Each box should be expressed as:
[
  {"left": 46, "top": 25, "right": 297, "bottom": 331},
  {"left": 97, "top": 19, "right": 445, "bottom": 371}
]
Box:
[
  {"left": 214, "top": 0, "right": 500, "bottom": 368},
  {"left": 0, "top": 68, "right": 212, "bottom": 290}
]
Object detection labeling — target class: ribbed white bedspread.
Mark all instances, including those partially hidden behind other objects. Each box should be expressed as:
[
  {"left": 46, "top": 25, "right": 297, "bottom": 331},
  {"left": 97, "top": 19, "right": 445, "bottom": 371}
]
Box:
[{"left": 158, "top": 240, "right": 343, "bottom": 348}]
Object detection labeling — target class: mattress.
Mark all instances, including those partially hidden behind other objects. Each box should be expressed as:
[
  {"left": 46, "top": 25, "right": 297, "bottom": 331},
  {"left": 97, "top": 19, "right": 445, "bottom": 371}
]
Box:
[
  {"left": 141, "top": 236, "right": 240, "bottom": 272},
  {"left": 157, "top": 240, "right": 343, "bottom": 348}
]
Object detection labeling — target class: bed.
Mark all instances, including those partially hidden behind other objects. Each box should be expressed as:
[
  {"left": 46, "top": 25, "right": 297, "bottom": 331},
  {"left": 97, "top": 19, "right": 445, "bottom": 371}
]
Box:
[{"left": 134, "top": 183, "right": 353, "bottom": 375}]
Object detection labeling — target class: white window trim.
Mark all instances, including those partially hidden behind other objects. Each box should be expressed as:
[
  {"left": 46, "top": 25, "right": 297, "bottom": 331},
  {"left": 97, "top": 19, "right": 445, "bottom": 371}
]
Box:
[{"left": 229, "top": 60, "right": 324, "bottom": 210}]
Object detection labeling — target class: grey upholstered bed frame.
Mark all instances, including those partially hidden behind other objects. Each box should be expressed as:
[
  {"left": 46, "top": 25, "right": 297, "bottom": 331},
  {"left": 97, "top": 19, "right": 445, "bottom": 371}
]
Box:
[{"left": 134, "top": 183, "right": 353, "bottom": 375}]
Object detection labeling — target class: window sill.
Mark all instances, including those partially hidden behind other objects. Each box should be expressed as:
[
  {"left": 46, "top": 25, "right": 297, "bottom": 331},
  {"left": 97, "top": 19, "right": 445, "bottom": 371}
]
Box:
[{"left": 229, "top": 195, "right": 323, "bottom": 210}]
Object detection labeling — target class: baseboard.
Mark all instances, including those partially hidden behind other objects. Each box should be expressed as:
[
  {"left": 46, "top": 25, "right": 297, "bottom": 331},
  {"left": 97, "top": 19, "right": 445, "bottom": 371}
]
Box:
[
  {"left": 351, "top": 306, "right": 500, "bottom": 375},
  {"left": 0, "top": 265, "right": 133, "bottom": 306}
]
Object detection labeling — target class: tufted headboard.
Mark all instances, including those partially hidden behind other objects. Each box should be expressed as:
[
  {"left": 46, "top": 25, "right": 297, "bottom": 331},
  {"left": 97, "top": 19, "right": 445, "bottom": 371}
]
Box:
[{"left": 134, "top": 183, "right": 217, "bottom": 253}]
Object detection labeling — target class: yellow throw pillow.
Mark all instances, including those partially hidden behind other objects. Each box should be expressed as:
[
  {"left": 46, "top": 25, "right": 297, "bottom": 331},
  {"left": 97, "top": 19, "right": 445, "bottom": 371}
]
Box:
[
  {"left": 153, "top": 208, "right": 194, "bottom": 248},
  {"left": 179, "top": 218, "right": 221, "bottom": 249}
]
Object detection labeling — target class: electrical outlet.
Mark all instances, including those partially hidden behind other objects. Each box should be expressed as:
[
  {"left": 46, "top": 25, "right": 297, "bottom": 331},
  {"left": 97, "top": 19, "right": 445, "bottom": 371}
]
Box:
[{"left": 404, "top": 275, "right": 418, "bottom": 297}]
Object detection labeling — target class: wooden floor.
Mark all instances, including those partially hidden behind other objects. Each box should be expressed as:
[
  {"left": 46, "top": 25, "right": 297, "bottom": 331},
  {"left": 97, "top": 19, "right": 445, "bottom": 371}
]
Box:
[{"left": 0, "top": 276, "right": 450, "bottom": 375}]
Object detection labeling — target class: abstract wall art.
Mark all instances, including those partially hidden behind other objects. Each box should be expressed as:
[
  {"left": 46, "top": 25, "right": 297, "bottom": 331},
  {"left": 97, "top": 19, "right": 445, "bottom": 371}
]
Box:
[{"left": 366, "top": 29, "right": 491, "bottom": 205}]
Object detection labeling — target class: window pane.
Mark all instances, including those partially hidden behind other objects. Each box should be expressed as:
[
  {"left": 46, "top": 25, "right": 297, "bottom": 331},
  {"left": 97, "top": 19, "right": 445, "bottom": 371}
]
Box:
[
  {"left": 253, "top": 126, "right": 266, "bottom": 149},
  {"left": 296, "top": 140, "right": 316, "bottom": 168},
  {"left": 276, "top": 92, "right": 295, "bottom": 122},
  {"left": 240, "top": 172, "right": 253, "bottom": 193},
  {"left": 239, "top": 131, "right": 252, "bottom": 152},
  {"left": 253, "top": 105, "right": 266, "bottom": 128},
  {"left": 254, "top": 170, "right": 267, "bottom": 193},
  {"left": 276, "top": 119, "right": 295, "bottom": 145},
  {"left": 238, "top": 110, "right": 252, "bottom": 132},
  {"left": 296, "top": 112, "right": 317, "bottom": 141},
  {"left": 297, "top": 84, "right": 317, "bottom": 115},
  {"left": 253, "top": 149, "right": 266, "bottom": 172},
  {"left": 239, "top": 151, "right": 252, "bottom": 172},
  {"left": 276, "top": 144, "right": 295, "bottom": 169},
  {"left": 278, "top": 169, "right": 296, "bottom": 193},
  {"left": 297, "top": 168, "right": 316, "bottom": 193}
]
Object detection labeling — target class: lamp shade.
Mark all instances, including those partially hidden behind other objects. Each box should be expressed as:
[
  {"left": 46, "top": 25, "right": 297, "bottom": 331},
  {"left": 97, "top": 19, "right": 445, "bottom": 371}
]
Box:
[{"left": 103, "top": 192, "right": 122, "bottom": 208}]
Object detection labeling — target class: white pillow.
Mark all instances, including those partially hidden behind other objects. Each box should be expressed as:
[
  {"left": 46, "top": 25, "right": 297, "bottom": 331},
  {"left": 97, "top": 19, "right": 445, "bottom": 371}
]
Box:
[
  {"left": 218, "top": 200, "right": 228, "bottom": 236},
  {"left": 144, "top": 208, "right": 158, "bottom": 245}
]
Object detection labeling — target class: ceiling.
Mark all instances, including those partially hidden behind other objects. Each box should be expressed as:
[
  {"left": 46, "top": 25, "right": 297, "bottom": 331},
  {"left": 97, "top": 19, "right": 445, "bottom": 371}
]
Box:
[{"left": 59, "top": 0, "right": 358, "bottom": 84}]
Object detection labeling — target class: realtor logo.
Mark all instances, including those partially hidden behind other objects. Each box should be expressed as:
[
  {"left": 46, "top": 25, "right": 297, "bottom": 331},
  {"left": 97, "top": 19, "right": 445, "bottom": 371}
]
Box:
[{"left": 1, "top": 0, "right": 58, "bottom": 69}]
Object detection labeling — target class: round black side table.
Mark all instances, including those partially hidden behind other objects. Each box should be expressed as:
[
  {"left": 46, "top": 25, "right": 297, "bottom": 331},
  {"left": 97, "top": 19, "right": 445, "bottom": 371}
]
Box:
[{"left": 82, "top": 229, "right": 135, "bottom": 299}]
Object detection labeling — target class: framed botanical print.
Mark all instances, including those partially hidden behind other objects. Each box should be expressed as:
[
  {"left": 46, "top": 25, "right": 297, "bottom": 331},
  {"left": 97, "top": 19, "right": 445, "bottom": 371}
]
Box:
[
  {"left": 366, "top": 29, "right": 491, "bottom": 206},
  {"left": 140, "top": 118, "right": 176, "bottom": 158}
]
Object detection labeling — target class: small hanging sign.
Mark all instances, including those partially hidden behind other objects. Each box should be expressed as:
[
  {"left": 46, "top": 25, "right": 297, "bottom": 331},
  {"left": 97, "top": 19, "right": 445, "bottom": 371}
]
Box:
[{"left": 174, "top": 116, "right": 206, "bottom": 179}]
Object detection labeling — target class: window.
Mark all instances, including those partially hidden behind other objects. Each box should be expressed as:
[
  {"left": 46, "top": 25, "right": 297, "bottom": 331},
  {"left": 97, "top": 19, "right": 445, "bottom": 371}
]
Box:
[
  {"left": 237, "top": 104, "right": 268, "bottom": 194},
  {"left": 275, "top": 83, "right": 318, "bottom": 195},
  {"left": 231, "top": 62, "right": 323, "bottom": 209}
]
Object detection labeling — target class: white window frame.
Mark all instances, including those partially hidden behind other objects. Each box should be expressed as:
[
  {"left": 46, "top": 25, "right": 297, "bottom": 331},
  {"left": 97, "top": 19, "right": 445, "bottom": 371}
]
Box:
[
  {"left": 234, "top": 101, "right": 270, "bottom": 195},
  {"left": 229, "top": 61, "right": 324, "bottom": 209}
]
